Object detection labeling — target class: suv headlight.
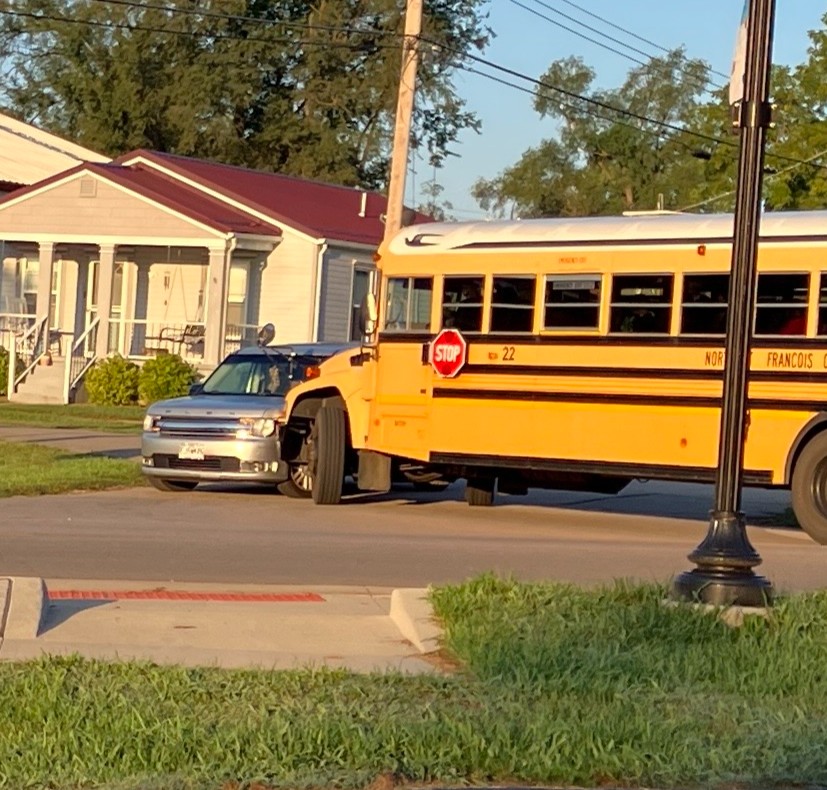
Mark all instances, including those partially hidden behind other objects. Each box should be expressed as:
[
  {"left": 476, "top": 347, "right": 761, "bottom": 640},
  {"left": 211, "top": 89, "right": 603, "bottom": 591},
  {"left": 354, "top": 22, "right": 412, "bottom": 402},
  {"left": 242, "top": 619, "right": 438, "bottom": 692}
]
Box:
[
  {"left": 143, "top": 414, "right": 160, "bottom": 432},
  {"left": 236, "top": 417, "right": 277, "bottom": 439}
]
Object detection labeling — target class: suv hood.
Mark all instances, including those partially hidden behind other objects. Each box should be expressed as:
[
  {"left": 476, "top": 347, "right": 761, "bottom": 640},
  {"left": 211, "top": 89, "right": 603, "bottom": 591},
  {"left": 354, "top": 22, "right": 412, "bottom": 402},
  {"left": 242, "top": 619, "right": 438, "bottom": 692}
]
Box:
[{"left": 146, "top": 394, "right": 286, "bottom": 419}]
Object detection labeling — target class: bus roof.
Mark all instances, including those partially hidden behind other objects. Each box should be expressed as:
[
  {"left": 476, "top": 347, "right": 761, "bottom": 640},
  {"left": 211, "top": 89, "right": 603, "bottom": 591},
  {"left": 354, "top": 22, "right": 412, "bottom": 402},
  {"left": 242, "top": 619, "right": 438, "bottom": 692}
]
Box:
[{"left": 386, "top": 210, "right": 827, "bottom": 255}]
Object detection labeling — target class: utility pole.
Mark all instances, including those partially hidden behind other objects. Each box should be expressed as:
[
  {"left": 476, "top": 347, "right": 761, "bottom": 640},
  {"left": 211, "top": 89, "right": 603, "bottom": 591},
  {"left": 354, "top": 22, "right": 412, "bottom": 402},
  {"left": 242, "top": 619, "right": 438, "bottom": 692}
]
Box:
[
  {"left": 671, "top": 0, "right": 776, "bottom": 607},
  {"left": 384, "top": 0, "right": 422, "bottom": 242}
]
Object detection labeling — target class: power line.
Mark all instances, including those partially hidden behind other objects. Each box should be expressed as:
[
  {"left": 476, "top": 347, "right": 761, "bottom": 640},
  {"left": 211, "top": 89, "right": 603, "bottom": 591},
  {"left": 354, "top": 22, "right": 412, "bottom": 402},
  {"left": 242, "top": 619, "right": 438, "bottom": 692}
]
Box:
[
  {"left": 552, "top": 0, "right": 732, "bottom": 82},
  {"left": 2, "top": 5, "right": 825, "bottom": 173},
  {"left": 513, "top": 0, "right": 725, "bottom": 94},
  {"left": 679, "top": 147, "right": 827, "bottom": 212},
  {"left": 424, "top": 34, "right": 827, "bottom": 172}
]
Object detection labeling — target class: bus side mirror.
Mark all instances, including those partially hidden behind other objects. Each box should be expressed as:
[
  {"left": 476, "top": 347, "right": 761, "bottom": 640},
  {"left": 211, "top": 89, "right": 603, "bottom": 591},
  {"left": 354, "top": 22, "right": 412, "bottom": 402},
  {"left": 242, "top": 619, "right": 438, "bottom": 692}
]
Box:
[{"left": 358, "top": 294, "right": 378, "bottom": 336}]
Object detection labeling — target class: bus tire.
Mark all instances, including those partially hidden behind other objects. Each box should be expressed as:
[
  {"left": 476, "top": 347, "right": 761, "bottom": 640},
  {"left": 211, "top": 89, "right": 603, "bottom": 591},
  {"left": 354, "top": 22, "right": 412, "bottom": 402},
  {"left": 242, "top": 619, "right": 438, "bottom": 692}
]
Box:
[
  {"left": 791, "top": 432, "right": 827, "bottom": 544},
  {"left": 465, "top": 476, "right": 496, "bottom": 507},
  {"left": 310, "top": 405, "right": 346, "bottom": 505},
  {"left": 147, "top": 477, "right": 199, "bottom": 492}
]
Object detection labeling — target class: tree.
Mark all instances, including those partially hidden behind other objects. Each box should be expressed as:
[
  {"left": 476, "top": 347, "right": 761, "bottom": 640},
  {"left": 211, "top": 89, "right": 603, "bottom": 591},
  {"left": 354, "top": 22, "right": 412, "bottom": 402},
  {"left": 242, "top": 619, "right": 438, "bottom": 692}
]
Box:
[
  {"left": 472, "top": 50, "right": 730, "bottom": 218},
  {"left": 0, "top": 0, "right": 490, "bottom": 190}
]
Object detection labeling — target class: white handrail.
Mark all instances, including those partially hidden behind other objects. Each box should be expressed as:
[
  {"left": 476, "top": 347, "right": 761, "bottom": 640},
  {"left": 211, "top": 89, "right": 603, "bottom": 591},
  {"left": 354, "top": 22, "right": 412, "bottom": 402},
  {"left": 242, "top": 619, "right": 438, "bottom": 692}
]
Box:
[
  {"left": 62, "top": 317, "right": 100, "bottom": 403},
  {"left": 12, "top": 315, "right": 48, "bottom": 391}
]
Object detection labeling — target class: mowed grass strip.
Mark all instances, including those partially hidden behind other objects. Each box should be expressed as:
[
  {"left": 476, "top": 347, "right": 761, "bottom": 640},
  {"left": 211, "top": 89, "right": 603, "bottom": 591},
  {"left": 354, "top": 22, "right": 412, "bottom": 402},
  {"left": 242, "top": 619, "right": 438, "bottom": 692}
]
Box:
[
  {"left": 0, "top": 403, "right": 144, "bottom": 432},
  {"left": 3, "top": 576, "right": 827, "bottom": 789},
  {"left": 0, "top": 440, "right": 144, "bottom": 496}
]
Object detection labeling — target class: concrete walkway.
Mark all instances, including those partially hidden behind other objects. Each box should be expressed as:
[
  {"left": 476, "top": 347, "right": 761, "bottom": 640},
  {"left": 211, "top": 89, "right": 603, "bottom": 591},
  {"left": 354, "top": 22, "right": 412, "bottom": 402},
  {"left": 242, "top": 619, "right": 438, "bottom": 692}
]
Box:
[
  {"left": 0, "top": 577, "right": 441, "bottom": 672},
  {"left": 0, "top": 426, "right": 141, "bottom": 458}
]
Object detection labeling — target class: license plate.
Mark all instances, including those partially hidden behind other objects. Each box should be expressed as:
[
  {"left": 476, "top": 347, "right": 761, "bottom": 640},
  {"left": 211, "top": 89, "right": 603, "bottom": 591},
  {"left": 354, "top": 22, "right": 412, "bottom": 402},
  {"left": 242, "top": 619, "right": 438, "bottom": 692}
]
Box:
[{"left": 178, "top": 443, "right": 205, "bottom": 461}]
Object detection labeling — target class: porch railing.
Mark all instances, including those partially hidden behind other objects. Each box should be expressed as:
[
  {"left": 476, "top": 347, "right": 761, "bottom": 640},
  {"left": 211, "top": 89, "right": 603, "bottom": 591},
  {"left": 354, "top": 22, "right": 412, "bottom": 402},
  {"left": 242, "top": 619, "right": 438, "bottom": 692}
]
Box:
[
  {"left": 0, "top": 312, "right": 36, "bottom": 353},
  {"left": 223, "top": 323, "right": 260, "bottom": 357},
  {"left": 107, "top": 319, "right": 206, "bottom": 362},
  {"left": 63, "top": 317, "right": 100, "bottom": 404},
  {"left": 12, "top": 315, "right": 48, "bottom": 392}
]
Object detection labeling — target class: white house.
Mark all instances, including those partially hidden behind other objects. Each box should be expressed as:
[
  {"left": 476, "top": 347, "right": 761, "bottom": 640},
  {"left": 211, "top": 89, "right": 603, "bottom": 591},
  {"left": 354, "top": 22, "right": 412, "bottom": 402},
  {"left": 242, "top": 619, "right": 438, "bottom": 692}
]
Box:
[{"left": 0, "top": 149, "right": 429, "bottom": 402}]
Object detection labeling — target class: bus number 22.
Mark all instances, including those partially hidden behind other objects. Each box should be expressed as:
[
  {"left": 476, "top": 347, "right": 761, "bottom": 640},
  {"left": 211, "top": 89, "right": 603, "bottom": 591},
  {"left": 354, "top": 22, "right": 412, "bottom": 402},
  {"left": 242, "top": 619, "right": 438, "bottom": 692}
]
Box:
[{"left": 502, "top": 346, "right": 515, "bottom": 361}]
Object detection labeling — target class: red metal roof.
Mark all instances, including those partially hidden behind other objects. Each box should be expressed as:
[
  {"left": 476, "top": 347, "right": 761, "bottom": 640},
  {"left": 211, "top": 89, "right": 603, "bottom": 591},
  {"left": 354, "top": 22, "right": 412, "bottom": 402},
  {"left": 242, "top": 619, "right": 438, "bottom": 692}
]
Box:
[
  {"left": 88, "top": 164, "right": 281, "bottom": 237},
  {"left": 0, "top": 162, "right": 282, "bottom": 238},
  {"left": 117, "top": 149, "right": 431, "bottom": 245}
]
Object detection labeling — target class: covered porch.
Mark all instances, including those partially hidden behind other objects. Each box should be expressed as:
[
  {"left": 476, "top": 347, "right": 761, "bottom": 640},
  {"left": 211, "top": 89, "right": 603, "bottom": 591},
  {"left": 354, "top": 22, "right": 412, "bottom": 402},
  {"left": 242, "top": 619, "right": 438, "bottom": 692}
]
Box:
[{"left": 1, "top": 236, "right": 276, "bottom": 402}]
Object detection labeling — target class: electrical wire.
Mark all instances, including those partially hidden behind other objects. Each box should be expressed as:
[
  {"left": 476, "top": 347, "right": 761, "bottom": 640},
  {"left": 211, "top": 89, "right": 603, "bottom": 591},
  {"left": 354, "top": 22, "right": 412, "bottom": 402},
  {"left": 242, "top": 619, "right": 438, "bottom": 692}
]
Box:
[
  {"left": 512, "top": 0, "right": 725, "bottom": 94},
  {"left": 552, "top": 0, "right": 732, "bottom": 82}
]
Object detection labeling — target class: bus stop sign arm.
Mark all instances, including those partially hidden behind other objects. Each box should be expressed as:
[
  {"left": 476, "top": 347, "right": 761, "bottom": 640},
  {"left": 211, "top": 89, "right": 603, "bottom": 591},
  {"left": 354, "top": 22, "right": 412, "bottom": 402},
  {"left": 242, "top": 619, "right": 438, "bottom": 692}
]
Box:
[{"left": 671, "top": 0, "right": 775, "bottom": 607}]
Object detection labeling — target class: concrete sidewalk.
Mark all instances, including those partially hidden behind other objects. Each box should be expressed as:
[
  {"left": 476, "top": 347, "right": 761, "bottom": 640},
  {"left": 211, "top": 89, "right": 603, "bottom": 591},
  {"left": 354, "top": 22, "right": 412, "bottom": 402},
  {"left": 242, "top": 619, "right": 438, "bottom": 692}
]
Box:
[
  {"left": 0, "top": 577, "right": 441, "bottom": 673},
  {"left": 0, "top": 426, "right": 141, "bottom": 459}
]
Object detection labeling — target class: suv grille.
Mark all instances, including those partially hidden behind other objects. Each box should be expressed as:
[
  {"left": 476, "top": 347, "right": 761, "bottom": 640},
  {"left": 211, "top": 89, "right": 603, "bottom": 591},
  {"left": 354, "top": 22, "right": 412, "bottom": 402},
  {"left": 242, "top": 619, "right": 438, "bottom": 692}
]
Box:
[
  {"left": 153, "top": 455, "right": 241, "bottom": 472},
  {"left": 156, "top": 417, "right": 243, "bottom": 439}
]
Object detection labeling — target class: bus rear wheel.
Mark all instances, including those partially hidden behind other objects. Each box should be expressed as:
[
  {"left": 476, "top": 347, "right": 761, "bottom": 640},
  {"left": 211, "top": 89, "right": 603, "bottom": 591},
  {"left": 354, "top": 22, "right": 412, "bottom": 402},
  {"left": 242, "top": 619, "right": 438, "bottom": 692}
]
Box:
[
  {"left": 791, "top": 432, "right": 827, "bottom": 544},
  {"left": 309, "top": 405, "right": 346, "bottom": 505},
  {"left": 465, "top": 476, "right": 496, "bottom": 507}
]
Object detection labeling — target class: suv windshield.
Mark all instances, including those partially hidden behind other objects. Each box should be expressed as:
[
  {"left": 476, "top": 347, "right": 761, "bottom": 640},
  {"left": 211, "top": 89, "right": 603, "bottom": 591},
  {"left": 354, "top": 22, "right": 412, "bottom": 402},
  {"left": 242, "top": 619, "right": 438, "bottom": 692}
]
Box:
[{"left": 201, "top": 353, "right": 321, "bottom": 397}]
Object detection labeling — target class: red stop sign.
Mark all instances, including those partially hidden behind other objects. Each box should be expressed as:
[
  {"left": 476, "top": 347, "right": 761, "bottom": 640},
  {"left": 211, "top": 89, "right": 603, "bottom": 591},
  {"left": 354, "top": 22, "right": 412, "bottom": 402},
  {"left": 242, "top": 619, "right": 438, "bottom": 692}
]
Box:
[{"left": 429, "top": 328, "right": 467, "bottom": 378}]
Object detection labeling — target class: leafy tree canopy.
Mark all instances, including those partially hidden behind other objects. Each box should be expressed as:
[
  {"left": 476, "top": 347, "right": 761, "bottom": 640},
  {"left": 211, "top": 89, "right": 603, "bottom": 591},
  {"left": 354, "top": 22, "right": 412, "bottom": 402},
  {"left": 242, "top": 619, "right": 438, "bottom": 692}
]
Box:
[
  {"left": 473, "top": 16, "right": 827, "bottom": 218},
  {"left": 0, "top": 0, "right": 491, "bottom": 190}
]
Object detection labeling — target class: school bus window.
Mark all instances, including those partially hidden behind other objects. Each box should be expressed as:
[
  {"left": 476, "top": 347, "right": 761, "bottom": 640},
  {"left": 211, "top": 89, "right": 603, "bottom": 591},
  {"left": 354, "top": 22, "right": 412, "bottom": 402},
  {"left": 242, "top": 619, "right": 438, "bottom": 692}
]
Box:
[
  {"left": 610, "top": 274, "right": 673, "bottom": 334},
  {"left": 680, "top": 274, "right": 729, "bottom": 336},
  {"left": 442, "top": 276, "right": 484, "bottom": 332},
  {"left": 383, "top": 276, "right": 433, "bottom": 331},
  {"left": 754, "top": 273, "right": 809, "bottom": 336},
  {"left": 544, "top": 275, "right": 601, "bottom": 329},
  {"left": 490, "top": 276, "right": 536, "bottom": 332},
  {"left": 817, "top": 274, "right": 827, "bottom": 335}
]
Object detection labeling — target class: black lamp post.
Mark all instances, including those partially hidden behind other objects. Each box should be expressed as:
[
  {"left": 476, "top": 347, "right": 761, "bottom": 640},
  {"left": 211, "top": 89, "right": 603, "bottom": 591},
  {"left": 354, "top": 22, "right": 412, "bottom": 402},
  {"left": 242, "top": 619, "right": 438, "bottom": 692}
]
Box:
[{"left": 671, "top": 0, "right": 776, "bottom": 607}]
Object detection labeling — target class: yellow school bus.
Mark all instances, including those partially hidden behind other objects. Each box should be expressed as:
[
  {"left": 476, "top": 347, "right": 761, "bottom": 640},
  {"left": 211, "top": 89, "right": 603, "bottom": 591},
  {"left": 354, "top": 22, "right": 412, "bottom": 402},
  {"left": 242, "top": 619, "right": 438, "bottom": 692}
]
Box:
[{"left": 279, "top": 210, "right": 827, "bottom": 543}]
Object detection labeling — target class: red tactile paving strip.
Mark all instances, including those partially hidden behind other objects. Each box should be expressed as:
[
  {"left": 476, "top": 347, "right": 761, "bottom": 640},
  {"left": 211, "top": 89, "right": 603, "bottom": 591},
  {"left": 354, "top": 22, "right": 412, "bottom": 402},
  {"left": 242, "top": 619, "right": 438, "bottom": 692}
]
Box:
[{"left": 48, "top": 590, "right": 325, "bottom": 602}]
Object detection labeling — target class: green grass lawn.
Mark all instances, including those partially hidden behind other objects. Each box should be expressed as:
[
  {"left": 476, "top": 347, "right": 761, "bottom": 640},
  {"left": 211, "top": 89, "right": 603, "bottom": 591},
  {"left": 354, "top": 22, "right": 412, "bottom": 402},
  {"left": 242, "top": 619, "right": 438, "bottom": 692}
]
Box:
[
  {"left": 3, "top": 575, "right": 827, "bottom": 789},
  {"left": 0, "top": 402, "right": 144, "bottom": 432},
  {"left": 0, "top": 440, "right": 144, "bottom": 496}
]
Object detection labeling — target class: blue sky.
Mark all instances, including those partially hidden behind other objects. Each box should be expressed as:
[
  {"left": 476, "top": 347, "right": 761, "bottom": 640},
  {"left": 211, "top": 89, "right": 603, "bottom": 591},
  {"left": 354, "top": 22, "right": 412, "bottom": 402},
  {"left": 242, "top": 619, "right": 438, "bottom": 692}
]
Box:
[{"left": 416, "top": 0, "right": 827, "bottom": 217}]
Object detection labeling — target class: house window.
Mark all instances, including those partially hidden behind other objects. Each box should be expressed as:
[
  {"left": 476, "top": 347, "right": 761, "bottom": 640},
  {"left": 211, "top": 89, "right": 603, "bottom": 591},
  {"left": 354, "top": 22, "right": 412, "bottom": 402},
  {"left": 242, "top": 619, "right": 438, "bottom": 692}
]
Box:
[
  {"left": 226, "top": 263, "right": 249, "bottom": 328},
  {"left": 350, "top": 268, "right": 373, "bottom": 340},
  {"left": 383, "top": 276, "right": 432, "bottom": 332}
]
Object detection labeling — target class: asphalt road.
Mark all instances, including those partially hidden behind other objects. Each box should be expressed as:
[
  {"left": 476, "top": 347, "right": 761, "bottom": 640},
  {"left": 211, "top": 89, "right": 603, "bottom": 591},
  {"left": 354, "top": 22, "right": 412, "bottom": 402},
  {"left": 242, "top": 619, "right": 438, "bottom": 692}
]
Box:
[{"left": 2, "top": 479, "right": 826, "bottom": 593}]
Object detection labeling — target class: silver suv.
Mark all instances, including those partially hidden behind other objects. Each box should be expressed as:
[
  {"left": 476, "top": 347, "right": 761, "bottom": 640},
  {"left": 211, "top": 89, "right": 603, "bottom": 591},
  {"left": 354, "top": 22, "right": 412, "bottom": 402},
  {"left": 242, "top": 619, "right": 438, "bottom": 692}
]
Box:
[{"left": 141, "top": 341, "right": 355, "bottom": 494}]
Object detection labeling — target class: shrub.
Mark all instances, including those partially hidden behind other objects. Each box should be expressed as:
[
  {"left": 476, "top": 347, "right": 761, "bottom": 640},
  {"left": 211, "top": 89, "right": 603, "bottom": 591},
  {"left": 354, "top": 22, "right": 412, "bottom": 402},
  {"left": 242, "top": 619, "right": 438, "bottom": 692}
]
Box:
[
  {"left": 0, "top": 346, "right": 26, "bottom": 397},
  {"left": 84, "top": 355, "right": 140, "bottom": 405},
  {"left": 138, "top": 353, "right": 199, "bottom": 405}
]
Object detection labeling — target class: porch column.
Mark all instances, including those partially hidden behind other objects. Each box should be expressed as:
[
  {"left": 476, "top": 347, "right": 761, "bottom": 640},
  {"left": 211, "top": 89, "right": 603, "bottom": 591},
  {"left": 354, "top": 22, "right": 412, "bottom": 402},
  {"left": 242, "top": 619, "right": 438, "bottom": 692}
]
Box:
[
  {"left": 203, "top": 244, "right": 229, "bottom": 367},
  {"left": 94, "top": 244, "right": 116, "bottom": 359},
  {"left": 35, "top": 241, "right": 55, "bottom": 337}
]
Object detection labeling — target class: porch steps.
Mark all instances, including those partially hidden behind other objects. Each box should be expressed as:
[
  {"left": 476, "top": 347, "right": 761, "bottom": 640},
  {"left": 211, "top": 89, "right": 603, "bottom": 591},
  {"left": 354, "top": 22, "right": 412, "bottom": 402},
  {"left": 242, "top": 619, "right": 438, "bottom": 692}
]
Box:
[{"left": 9, "top": 356, "right": 68, "bottom": 404}]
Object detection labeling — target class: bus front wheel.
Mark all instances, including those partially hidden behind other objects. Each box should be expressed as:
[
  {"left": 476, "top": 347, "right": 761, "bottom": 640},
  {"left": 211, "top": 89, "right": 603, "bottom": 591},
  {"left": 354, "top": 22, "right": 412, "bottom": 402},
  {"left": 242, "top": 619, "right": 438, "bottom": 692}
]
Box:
[
  {"left": 791, "top": 432, "right": 827, "bottom": 544},
  {"left": 465, "top": 476, "right": 496, "bottom": 507},
  {"left": 309, "top": 405, "right": 346, "bottom": 505}
]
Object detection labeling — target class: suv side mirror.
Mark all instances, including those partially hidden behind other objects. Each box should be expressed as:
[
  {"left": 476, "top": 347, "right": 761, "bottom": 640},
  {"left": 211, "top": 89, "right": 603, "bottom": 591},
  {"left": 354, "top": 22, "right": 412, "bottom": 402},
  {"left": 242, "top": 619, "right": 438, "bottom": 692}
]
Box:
[
  {"left": 257, "top": 323, "right": 276, "bottom": 346},
  {"left": 189, "top": 383, "right": 204, "bottom": 396},
  {"left": 358, "top": 293, "right": 378, "bottom": 336}
]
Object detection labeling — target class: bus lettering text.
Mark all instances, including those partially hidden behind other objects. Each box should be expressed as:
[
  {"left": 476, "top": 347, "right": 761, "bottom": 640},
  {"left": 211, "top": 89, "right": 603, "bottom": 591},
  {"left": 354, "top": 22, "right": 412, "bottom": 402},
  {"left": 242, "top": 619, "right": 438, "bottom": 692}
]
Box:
[
  {"left": 766, "top": 351, "right": 813, "bottom": 370},
  {"left": 704, "top": 351, "right": 724, "bottom": 367},
  {"left": 434, "top": 346, "right": 461, "bottom": 363}
]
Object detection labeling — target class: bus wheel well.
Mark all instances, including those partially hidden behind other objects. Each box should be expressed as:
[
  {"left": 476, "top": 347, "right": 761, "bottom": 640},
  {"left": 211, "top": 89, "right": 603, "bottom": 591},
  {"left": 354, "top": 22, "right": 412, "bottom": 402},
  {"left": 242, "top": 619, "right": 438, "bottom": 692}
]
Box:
[
  {"left": 290, "top": 389, "right": 345, "bottom": 421},
  {"left": 786, "top": 416, "right": 827, "bottom": 484}
]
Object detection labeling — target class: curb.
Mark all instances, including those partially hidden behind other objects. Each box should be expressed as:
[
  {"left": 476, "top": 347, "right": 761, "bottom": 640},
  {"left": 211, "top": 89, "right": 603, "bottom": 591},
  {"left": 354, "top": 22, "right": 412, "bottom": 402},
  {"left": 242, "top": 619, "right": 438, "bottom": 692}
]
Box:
[
  {"left": 389, "top": 588, "right": 441, "bottom": 654},
  {"left": 0, "top": 577, "right": 47, "bottom": 640}
]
